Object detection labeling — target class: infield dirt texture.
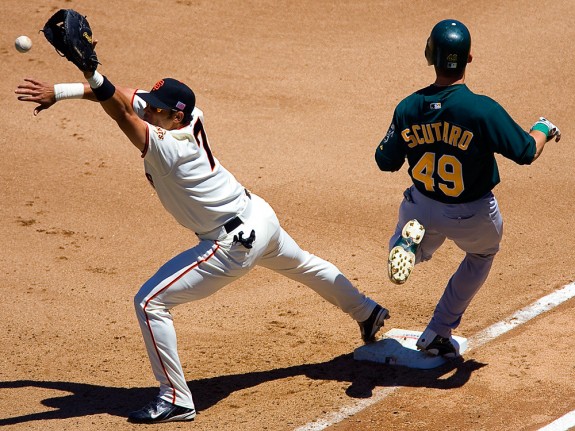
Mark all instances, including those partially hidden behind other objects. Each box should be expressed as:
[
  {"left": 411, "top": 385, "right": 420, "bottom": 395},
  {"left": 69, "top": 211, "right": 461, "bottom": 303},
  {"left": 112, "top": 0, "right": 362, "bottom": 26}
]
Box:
[{"left": 2, "top": 1, "right": 574, "bottom": 430}]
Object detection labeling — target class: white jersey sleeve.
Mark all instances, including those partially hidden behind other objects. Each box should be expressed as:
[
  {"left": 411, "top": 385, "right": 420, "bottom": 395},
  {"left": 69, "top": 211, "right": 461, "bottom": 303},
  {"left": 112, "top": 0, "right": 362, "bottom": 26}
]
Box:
[{"left": 133, "top": 90, "right": 147, "bottom": 119}]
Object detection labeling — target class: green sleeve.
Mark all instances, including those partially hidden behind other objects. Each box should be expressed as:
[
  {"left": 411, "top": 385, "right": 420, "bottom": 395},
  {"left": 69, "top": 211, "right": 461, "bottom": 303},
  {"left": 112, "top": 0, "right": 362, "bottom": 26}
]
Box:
[
  {"left": 375, "top": 112, "right": 406, "bottom": 172},
  {"left": 482, "top": 102, "right": 536, "bottom": 165}
]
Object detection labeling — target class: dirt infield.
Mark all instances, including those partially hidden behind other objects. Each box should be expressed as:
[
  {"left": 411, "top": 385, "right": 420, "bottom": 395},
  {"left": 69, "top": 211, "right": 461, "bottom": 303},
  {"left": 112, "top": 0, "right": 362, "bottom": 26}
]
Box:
[{"left": 2, "top": 1, "right": 574, "bottom": 430}]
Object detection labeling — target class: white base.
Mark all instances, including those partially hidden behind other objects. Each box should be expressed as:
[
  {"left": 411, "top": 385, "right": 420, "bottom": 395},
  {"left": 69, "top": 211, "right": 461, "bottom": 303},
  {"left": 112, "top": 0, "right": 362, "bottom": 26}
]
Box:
[{"left": 354, "top": 328, "right": 468, "bottom": 369}]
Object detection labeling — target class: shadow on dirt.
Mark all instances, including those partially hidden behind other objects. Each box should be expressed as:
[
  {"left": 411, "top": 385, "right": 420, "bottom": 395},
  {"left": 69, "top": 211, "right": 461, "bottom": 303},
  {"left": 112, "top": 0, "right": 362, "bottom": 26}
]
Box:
[{"left": 0, "top": 354, "right": 485, "bottom": 425}]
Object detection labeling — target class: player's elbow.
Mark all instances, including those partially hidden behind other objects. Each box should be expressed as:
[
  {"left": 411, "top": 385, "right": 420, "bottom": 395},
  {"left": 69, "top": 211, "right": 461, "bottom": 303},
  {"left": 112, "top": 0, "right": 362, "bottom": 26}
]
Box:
[{"left": 375, "top": 152, "right": 402, "bottom": 172}]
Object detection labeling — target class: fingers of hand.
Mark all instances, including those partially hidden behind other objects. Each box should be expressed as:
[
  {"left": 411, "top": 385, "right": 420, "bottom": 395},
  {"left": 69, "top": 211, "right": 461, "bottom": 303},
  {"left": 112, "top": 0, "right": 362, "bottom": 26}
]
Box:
[
  {"left": 554, "top": 132, "right": 562, "bottom": 143},
  {"left": 548, "top": 124, "right": 561, "bottom": 143},
  {"left": 548, "top": 128, "right": 561, "bottom": 143},
  {"left": 23, "top": 78, "right": 42, "bottom": 86},
  {"left": 16, "top": 83, "right": 38, "bottom": 95},
  {"left": 15, "top": 81, "right": 49, "bottom": 102},
  {"left": 17, "top": 80, "right": 42, "bottom": 93},
  {"left": 16, "top": 89, "right": 41, "bottom": 101}
]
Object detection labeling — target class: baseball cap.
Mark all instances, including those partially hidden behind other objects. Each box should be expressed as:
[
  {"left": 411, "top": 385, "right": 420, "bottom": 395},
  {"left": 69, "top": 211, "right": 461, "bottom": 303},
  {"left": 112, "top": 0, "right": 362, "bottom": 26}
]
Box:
[{"left": 138, "top": 78, "right": 196, "bottom": 123}]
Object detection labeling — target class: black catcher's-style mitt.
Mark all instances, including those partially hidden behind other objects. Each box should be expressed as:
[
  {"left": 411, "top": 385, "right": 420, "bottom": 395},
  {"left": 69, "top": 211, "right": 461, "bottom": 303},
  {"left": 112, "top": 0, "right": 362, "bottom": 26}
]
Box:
[{"left": 42, "top": 9, "right": 99, "bottom": 72}]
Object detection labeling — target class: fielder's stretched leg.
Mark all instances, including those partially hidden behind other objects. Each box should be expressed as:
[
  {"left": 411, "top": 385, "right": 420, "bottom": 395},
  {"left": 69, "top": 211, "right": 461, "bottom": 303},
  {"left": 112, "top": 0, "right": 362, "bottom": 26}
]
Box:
[
  {"left": 258, "top": 226, "right": 386, "bottom": 330},
  {"left": 133, "top": 241, "right": 248, "bottom": 411}
]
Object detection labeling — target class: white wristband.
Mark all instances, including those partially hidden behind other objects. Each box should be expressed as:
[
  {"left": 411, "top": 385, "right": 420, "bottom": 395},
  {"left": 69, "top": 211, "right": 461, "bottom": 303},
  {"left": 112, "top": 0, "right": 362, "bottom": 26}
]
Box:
[
  {"left": 87, "top": 70, "right": 104, "bottom": 89},
  {"left": 54, "top": 83, "right": 85, "bottom": 101}
]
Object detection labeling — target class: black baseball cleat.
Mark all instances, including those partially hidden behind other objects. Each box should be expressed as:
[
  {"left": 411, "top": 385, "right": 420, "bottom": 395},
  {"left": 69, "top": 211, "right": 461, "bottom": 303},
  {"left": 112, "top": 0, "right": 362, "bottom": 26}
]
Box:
[
  {"left": 128, "top": 397, "right": 196, "bottom": 423},
  {"left": 416, "top": 328, "right": 461, "bottom": 358},
  {"left": 358, "top": 304, "right": 390, "bottom": 343}
]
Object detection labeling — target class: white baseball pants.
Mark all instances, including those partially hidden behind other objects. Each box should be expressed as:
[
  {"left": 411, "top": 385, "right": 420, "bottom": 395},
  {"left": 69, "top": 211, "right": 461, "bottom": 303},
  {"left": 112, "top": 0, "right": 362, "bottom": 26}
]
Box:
[{"left": 135, "top": 193, "right": 378, "bottom": 409}]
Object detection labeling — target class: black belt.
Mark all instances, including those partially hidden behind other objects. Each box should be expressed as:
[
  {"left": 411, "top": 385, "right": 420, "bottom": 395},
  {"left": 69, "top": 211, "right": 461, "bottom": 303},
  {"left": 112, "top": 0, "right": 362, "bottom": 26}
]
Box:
[
  {"left": 224, "top": 216, "right": 243, "bottom": 233},
  {"left": 223, "top": 189, "right": 251, "bottom": 233}
]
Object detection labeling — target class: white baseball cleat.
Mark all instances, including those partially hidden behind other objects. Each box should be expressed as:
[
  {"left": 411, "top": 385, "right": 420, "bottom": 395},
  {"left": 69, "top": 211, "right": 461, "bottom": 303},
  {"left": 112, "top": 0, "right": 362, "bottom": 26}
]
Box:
[{"left": 388, "top": 219, "right": 425, "bottom": 285}]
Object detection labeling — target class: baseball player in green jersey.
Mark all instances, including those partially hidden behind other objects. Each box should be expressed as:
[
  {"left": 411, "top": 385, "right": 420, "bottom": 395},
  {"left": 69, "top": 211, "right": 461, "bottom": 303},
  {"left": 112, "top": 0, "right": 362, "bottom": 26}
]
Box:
[{"left": 375, "top": 19, "right": 561, "bottom": 358}]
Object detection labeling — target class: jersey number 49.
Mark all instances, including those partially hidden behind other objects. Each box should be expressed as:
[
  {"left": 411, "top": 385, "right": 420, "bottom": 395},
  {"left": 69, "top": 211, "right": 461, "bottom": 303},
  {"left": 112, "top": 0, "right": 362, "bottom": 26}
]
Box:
[{"left": 411, "top": 152, "right": 464, "bottom": 198}]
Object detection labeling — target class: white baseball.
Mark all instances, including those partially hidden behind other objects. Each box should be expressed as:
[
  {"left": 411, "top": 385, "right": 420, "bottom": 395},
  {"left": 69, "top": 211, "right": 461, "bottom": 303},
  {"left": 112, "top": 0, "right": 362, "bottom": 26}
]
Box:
[{"left": 15, "top": 35, "right": 32, "bottom": 53}]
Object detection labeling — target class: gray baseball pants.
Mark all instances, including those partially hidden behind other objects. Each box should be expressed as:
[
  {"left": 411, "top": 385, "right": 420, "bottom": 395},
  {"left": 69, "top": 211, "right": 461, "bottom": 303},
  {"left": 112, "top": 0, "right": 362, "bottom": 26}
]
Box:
[{"left": 389, "top": 185, "right": 503, "bottom": 338}]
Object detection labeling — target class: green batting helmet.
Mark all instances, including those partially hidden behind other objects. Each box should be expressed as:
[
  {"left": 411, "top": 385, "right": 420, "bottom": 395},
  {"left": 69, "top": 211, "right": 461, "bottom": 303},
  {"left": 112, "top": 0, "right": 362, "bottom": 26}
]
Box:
[{"left": 425, "top": 19, "right": 471, "bottom": 73}]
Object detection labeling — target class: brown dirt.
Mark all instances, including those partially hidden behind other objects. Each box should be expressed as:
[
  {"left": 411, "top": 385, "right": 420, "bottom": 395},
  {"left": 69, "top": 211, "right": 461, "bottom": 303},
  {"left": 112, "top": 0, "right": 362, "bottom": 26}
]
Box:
[{"left": 1, "top": 1, "right": 574, "bottom": 430}]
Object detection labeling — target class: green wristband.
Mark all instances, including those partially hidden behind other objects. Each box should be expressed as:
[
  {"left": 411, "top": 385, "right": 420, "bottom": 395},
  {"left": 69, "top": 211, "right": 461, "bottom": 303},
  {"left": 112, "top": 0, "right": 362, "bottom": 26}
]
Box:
[{"left": 532, "top": 122, "right": 550, "bottom": 136}]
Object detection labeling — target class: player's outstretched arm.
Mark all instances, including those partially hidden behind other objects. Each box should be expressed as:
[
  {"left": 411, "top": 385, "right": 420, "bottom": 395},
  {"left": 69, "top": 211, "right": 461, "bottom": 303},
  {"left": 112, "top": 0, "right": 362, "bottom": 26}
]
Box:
[
  {"left": 82, "top": 70, "right": 147, "bottom": 153},
  {"left": 15, "top": 78, "right": 136, "bottom": 116},
  {"left": 16, "top": 75, "right": 146, "bottom": 152}
]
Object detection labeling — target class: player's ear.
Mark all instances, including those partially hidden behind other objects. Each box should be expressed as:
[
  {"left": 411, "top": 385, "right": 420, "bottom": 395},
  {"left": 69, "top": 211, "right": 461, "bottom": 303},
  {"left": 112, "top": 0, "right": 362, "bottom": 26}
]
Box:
[
  {"left": 467, "top": 51, "right": 473, "bottom": 64},
  {"left": 174, "top": 111, "right": 184, "bottom": 124}
]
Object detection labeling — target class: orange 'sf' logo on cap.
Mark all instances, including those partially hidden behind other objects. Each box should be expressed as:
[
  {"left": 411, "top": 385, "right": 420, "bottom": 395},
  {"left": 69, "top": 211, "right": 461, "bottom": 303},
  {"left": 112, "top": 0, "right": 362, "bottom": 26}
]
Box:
[{"left": 152, "top": 80, "right": 165, "bottom": 91}]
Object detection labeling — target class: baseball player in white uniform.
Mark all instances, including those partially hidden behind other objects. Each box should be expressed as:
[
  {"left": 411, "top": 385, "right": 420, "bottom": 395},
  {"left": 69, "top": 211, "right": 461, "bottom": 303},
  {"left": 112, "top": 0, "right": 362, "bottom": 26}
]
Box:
[{"left": 16, "top": 73, "right": 390, "bottom": 423}]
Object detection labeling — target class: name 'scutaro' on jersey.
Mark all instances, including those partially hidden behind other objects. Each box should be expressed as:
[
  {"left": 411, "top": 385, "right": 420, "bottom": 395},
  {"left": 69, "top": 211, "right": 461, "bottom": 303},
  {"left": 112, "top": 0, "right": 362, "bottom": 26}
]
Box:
[{"left": 401, "top": 121, "right": 473, "bottom": 150}]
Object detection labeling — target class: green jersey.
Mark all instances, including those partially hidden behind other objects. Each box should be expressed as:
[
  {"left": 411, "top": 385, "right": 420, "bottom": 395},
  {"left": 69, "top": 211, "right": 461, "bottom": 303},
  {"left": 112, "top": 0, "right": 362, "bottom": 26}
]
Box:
[{"left": 375, "top": 84, "right": 536, "bottom": 203}]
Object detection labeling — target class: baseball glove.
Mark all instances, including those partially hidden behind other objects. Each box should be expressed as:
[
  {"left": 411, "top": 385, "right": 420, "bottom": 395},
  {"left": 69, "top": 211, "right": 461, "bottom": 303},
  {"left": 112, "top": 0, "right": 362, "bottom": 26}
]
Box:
[{"left": 41, "top": 9, "right": 99, "bottom": 72}]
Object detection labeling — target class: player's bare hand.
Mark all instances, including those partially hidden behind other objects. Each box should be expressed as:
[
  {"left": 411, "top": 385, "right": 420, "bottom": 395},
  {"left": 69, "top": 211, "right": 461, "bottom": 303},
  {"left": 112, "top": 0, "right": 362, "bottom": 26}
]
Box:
[{"left": 15, "top": 78, "right": 56, "bottom": 116}]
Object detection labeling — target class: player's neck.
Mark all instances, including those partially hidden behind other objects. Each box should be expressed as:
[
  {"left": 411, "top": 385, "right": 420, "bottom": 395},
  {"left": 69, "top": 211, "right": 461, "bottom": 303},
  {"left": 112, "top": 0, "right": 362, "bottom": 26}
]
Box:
[{"left": 433, "top": 73, "right": 466, "bottom": 87}]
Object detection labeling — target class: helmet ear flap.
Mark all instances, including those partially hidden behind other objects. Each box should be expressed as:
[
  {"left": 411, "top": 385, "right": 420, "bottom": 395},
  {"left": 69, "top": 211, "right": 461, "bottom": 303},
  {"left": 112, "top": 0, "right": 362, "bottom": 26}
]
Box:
[{"left": 424, "top": 37, "right": 434, "bottom": 66}]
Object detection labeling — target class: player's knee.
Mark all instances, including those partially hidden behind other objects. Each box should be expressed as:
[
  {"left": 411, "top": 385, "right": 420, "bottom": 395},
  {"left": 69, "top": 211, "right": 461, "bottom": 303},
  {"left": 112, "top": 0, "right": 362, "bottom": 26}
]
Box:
[
  {"left": 418, "top": 252, "right": 432, "bottom": 263},
  {"left": 473, "top": 252, "right": 497, "bottom": 260},
  {"left": 134, "top": 285, "right": 169, "bottom": 316},
  {"left": 133, "top": 292, "right": 145, "bottom": 315},
  {"left": 134, "top": 285, "right": 153, "bottom": 313}
]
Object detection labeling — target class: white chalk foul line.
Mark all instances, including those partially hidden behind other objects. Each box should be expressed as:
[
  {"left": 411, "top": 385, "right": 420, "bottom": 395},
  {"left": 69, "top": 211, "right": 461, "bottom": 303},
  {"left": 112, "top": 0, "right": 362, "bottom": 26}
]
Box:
[
  {"left": 294, "top": 282, "right": 575, "bottom": 431},
  {"left": 469, "top": 282, "right": 575, "bottom": 351},
  {"left": 293, "top": 387, "right": 398, "bottom": 431},
  {"left": 538, "top": 410, "right": 575, "bottom": 431}
]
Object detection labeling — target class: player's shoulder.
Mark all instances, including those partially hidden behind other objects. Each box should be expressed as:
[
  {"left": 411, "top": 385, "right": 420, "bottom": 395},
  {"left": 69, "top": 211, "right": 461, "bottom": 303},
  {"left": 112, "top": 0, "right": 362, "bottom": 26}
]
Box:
[
  {"left": 393, "top": 85, "right": 435, "bottom": 114},
  {"left": 458, "top": 85, "right": 500, "bottom": 106},
  {"left": 395, "top": 89, "right": 422, "bottom": 112},
  {"left": 440, "top": 84, "right": 502, "bottom": 114},
  {"left": 192, "top": 106, "right": 204, "bottom": 120}
]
